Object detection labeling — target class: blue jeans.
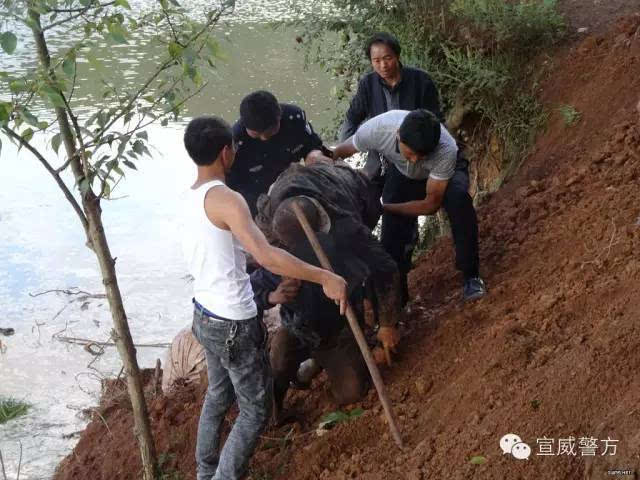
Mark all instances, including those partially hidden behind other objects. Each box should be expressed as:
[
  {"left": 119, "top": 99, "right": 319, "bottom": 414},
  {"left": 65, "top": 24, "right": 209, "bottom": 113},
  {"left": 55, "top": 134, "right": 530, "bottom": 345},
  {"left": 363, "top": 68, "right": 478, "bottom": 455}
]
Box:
[{"left": 191, "top": 307, "right": 272, "bottom": 480}]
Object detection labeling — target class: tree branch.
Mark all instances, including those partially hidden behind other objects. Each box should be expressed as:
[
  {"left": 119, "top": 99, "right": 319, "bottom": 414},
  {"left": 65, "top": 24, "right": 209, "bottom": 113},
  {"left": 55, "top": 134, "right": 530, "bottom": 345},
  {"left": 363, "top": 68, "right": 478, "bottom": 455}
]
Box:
[
  {"left": 95, "top": 6, "right": 226, "bottom": 138},
  {"left": 1, "top": 126, "right": 89, "bottom": 234},
  {"left": 47, "top": 1, "right": 116, "bottom": 13},
  {"left": 42, "top": 1, "right": 117, "bottom": 32}
]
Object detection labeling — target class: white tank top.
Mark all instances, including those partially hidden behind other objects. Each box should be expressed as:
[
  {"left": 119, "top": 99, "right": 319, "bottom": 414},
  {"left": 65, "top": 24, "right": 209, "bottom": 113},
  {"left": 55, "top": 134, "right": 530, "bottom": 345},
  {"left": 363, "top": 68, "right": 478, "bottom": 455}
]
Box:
[{"left": 182, "top": 180, "right": 257, "bottom": 320}]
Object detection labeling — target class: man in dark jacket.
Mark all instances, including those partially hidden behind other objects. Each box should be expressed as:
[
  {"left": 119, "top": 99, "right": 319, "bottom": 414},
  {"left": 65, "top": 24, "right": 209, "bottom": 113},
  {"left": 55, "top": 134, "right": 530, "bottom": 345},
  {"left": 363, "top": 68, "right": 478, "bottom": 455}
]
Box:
[{"left": 338, "top": 32, "right": 447, "bottom": 306}]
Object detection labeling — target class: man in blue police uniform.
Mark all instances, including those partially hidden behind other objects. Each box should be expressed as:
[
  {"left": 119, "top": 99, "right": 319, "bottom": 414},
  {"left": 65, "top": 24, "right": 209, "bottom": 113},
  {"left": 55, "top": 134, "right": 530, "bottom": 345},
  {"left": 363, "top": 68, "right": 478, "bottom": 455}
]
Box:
[{"left": 227, "top": 90, "right": 333, "bottom": 216}]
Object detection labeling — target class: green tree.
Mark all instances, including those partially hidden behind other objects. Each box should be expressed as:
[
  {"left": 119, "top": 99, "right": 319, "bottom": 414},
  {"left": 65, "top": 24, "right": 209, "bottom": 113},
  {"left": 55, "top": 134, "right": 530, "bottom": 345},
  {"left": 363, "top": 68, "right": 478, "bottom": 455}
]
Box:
[{"left": 0, "top": 0, "right": 233, "bottom": 477}]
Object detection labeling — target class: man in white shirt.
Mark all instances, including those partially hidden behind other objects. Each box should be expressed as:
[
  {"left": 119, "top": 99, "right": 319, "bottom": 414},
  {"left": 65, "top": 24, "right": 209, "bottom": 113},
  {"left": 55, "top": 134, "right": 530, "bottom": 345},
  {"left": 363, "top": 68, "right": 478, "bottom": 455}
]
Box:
[
  {"left": 333, "top": 109, "right": 486, "bottom": 302},
  {"left": 182, "top": 116, "right": 347, "bottom": 480}
]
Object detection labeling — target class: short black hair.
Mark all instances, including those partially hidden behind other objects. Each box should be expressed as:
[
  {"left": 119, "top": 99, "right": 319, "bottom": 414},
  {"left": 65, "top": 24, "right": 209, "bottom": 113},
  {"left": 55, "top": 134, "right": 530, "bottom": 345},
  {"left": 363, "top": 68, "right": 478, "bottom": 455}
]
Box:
[
  {"left": 398, "top": 109, "right": 441, "bottom": 155},
  {"left": 183, "top": 116, "right": 232, "bottom": 166},
  {"left": 240, "top": 90, "right": 282, "bottom": 132},
  {"left": 365, "top": 32, "right": 401, "bottom": 60}
]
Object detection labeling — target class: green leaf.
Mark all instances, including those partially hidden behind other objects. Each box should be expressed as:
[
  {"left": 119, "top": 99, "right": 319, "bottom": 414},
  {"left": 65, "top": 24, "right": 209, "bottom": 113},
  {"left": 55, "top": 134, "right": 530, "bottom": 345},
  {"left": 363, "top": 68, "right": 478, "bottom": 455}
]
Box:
[
  {"left": 1, "top": 32, "right": 17, "bottom": 55},
  {"left": 114, "top": 0, "right": 131, "bottom": 9},
  {"left": 9, "top": 80, "right": 27, "bottom": 94},
  {"left": 20, "top": 110, "right": 39, "bottom": 127},
  {"left": 79, "top": 0, "right": 92, "bottom": 6},
  {"left": 123, "top": 159, "right": 137, "bottom": 170},
  {"left": 62, "top": 55, "right": 76, "bottom": 77},
  {"left": 132, "top": 139, "right": 145, "bottom": 155},
  {"left": 135, "top": 131, "right": 148, "bottom": 140},
  {"left": 21, "top": 128, "right": 34, "bottom": 142},
  {"left": 470, "top": 456, "right": 487, "bottom": 465},
  {"left": 51, "top": 133, "right": 62, "bottom": 154},
  {"left": 41, "top": 85, "right": 66, "bottom": 108},
  {"left": 168, "top": 41, "right": 183, "bottom": 58},
  {"left": 318, "top": 411, "right": 350, "bottom": 429},
  {"left": 108, "top": 22, "right": 128, "bottom": 44},
  {"left": 0, "top": 102, "right": 12, "bottom": 124},
  {"left": 348, "top": 407, "right": 364, "bottom": 418}
]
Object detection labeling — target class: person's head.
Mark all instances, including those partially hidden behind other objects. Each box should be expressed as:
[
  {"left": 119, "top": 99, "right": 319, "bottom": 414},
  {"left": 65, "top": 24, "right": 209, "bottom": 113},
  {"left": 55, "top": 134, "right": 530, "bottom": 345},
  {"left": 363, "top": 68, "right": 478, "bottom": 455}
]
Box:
[
  {"left": 365, "top": 32, "right": 401, "bottom": 83},
  {"left": 240, "top": 90, "right": 282, "bottom": 141},
  {"left": 397, "top": 109, "right": 441, "bottom": 163},
  {"left": 183, "top": 116, "right": 235, "bottom": 171},
  {"left": 272, "top": 196, "right": 329, "bottom": 247}
]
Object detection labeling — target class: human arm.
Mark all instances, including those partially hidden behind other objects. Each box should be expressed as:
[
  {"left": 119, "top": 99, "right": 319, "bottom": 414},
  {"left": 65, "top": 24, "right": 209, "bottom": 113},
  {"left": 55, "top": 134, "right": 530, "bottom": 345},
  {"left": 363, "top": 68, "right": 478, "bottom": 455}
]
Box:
[
  {"left": 339, "top": 77, "right": 369, "bottom": 141},
  {"left": 250, "top": 269, "right": 300, "bottom": 310},
  {"left": 268, "top": 277, "right": 301, "bottom": 304},
  {"left": 383, "top": 177, "right": 448, "bottom": 216},
  {"left": 206, "top": 187, "right": 347, "bottom": 313},
  {"left": 332, "top": 136, "right": 359, "bottom": 159}
]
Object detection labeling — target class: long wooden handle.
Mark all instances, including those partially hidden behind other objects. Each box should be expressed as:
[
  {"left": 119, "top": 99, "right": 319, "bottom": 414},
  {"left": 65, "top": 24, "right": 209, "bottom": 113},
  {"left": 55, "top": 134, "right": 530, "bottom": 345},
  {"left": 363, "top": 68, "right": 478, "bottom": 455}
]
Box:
[{"left": 291, "top": 201, "right": 404, "bottom": 449}]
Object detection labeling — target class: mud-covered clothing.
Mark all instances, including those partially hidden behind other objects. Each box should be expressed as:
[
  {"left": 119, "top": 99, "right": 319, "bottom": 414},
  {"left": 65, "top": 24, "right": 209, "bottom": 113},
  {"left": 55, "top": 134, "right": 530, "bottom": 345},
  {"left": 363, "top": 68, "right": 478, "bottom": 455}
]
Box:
[
  {"left": 270, "top": 325, "right": 369, "bottom": 408},
  {"left": 339, "top": 66, "right": 442, "bottom": 141},
  {"left": 228, "top": 103, "right": 330, "bottom": 216},
  {"left": 191, "top": 307, "right": 271, "bottom": 480},
  {"left": 255, "top": 162, "right": 402, "bottom": 338},
  {"left": 257, "top": 162, "right": 382, "bottom": 232}
]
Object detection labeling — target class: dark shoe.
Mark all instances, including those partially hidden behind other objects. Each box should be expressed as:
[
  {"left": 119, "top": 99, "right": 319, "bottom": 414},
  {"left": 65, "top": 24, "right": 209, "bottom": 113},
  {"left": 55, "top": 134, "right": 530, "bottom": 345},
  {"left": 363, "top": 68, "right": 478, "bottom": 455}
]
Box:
[{"left": 463, "top": 277, "right": 486, "bottom": 301}]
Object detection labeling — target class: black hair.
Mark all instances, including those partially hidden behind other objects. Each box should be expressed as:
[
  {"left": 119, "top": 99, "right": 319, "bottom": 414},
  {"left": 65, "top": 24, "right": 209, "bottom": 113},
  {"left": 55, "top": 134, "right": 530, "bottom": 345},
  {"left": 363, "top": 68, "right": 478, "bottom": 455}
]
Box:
[
  {"left": 239, "top": 90, "right": 282, "bottom": 132},
  {"left": 398, "top": 109, "right": 441, "bottom": 155},
  {"left": 183, "top": 116, "right": 232, "bottom": 166},
  {"left": 365, "top": 32, "right": 401, "bottom": 60}
]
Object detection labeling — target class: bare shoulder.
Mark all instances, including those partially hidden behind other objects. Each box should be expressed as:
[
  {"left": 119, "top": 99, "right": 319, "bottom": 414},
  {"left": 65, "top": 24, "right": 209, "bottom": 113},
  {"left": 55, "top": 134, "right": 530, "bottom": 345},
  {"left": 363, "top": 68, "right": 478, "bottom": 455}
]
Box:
[{"left": 203, "top": 184, "right": 249, "bottom": 229}]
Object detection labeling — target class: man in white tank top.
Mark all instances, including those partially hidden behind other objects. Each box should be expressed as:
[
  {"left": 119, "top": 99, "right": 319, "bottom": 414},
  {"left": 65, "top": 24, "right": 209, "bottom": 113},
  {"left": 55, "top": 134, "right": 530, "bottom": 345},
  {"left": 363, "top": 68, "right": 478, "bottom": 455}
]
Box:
[{"left": 182, "top": 116, "right": 347, "bottom": 480}]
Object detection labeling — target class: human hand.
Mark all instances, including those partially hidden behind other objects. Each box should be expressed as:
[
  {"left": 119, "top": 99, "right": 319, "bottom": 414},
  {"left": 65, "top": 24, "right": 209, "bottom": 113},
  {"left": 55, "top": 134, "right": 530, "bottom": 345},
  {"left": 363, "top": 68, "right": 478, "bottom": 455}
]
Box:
[
  {"left": 304, "top": 150, "right": 334, "bottom": 166},
  {"left": 268, "top": 277, "right": 301, "bottom": 305},
  {"left": 363, "top": 298, "right": 376, "bottom": 327},
  {"left": 376, "top": 325, "right": 400, "bottom": 366},
  {"left": 321, "top": 272, "right": 347, "bottom": 315}
]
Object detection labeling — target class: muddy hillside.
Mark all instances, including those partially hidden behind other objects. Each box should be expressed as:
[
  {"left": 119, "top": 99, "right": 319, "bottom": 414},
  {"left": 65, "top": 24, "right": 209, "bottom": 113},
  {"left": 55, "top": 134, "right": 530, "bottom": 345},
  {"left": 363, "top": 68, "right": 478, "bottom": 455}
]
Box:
[{"left": 54, "top": 11, "right": 640, "bottom": 480}]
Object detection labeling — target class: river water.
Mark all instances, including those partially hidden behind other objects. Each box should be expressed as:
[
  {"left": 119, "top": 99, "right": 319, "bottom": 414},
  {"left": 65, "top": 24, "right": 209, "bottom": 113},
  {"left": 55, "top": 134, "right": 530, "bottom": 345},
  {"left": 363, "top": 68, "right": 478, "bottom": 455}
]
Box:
[{"left": 0, "top": 1, "right": 337, "bottom": 478}]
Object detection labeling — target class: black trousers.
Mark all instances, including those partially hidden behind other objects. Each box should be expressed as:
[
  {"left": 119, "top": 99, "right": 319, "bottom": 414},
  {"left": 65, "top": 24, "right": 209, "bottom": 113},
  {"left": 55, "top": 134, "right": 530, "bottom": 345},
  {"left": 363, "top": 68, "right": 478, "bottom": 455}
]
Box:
[{"left": 379, "top": 156, "right": 480, "bottom": 305}]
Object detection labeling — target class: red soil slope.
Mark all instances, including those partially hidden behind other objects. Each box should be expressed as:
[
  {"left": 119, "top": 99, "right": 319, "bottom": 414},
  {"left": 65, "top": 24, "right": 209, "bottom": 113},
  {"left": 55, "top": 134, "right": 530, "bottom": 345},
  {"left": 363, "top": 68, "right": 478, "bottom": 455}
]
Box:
[{"left": 54, "top": 12, "right": 640, "bottom": 480}]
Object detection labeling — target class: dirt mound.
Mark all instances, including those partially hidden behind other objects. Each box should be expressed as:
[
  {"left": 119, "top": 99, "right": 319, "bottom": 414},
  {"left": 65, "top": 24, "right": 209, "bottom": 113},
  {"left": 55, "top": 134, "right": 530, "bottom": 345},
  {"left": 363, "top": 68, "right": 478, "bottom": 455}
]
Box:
[{"left": 54, "top": 13, "right": 640, "bottom": 480}]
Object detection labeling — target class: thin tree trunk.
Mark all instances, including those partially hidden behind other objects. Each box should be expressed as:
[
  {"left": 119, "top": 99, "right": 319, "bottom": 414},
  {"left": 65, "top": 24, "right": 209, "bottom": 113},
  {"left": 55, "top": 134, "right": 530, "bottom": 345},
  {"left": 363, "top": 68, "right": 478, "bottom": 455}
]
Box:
[{"left": 28, "top": 6, "right": 159, "bottom": 479}]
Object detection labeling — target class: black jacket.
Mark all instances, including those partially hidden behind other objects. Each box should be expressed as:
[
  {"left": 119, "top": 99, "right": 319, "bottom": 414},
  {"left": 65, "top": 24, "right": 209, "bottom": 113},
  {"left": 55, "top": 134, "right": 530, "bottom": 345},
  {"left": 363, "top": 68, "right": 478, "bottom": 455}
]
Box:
[{"left": 339, "top": 66, "right": 442, "bottom": 141}]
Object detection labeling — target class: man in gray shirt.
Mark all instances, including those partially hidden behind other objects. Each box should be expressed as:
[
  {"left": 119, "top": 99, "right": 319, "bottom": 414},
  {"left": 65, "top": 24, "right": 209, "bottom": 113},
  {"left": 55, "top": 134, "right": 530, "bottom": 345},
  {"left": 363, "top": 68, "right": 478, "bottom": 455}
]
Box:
[{"left": 333, "top": 109, "right": 486, "bottom": 301}]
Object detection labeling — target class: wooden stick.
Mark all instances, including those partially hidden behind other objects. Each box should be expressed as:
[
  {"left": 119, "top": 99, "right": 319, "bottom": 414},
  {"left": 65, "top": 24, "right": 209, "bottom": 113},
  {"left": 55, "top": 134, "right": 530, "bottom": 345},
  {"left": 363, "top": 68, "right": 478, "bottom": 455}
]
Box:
[{"left": 291, "top": 201, "right": 404, "bottom": 449}]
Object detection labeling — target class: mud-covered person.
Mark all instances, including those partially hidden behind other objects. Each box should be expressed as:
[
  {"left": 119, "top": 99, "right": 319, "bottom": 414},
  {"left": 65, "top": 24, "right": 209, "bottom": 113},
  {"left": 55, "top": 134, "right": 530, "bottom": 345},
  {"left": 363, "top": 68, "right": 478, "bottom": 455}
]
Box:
[
  {"left": 182, "top": 116, "right": 347, "bottom": 480},
  {"left": 334, "top": 109, "right": 486, "bottom": 301},
  {"left": 338, "top": 32, "right": 444, "bottom": 305},
  {"left": 254, "top": 162, "right": 403, "bottom": 423}
]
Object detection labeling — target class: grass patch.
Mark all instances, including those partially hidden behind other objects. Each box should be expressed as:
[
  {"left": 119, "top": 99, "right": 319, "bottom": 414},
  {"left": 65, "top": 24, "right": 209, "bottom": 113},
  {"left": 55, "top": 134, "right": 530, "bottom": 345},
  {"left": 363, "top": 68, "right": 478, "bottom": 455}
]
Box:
[
  {"left": 0, "top": 397, "right": 30, "bottom": 424},
  {"left": 558, "top": 104, "right": 581, "bottom": 126}
]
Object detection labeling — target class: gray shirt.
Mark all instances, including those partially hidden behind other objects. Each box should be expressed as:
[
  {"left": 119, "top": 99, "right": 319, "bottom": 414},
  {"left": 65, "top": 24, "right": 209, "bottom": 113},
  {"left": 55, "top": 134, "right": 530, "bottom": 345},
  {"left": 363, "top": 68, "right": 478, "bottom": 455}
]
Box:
[{"left": 352, "top": 110, "right": 458, "bottom": 181}]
